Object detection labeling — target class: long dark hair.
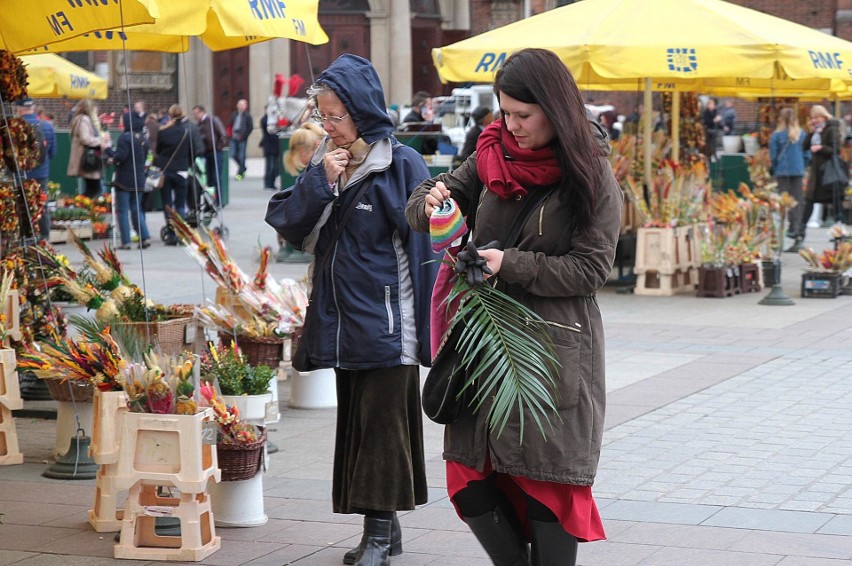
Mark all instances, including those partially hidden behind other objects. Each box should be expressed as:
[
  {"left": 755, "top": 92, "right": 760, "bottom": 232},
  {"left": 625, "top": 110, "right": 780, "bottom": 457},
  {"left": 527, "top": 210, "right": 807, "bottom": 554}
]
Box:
[{"left": 495, "top": 48, "right": 602, "bottom": 233}]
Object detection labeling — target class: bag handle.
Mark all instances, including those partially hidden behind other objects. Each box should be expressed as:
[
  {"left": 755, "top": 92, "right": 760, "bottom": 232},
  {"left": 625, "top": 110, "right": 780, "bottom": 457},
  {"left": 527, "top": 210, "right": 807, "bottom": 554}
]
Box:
[{"left": 463, "top": 185, "right": 558, "bottom": 251}]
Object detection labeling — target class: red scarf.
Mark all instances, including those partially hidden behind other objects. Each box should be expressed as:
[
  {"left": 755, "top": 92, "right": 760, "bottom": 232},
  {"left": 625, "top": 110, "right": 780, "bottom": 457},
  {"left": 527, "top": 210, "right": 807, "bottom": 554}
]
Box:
[{"left": 475, "top": 119, "right": 561, "bottom": 199}]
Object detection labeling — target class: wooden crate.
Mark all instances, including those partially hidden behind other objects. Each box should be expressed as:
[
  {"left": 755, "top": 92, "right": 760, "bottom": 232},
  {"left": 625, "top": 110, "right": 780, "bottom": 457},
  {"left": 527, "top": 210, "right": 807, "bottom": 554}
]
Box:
[{"left": 801, "top": 272, "right": 842, "bottom": 298}]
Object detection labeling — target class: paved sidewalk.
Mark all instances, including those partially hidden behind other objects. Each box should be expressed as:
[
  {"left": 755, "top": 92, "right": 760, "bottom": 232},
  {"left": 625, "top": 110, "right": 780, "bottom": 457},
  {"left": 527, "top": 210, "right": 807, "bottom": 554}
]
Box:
[{"left": 2, "top": 159, "right": 852, "bottom": 565}]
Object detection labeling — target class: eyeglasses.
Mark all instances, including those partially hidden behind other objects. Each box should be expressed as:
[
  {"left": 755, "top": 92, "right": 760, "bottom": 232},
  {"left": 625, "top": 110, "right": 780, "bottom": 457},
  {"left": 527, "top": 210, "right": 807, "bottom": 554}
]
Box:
[{"left": 311, "top": 111, "right": 350, "bottom": 125}]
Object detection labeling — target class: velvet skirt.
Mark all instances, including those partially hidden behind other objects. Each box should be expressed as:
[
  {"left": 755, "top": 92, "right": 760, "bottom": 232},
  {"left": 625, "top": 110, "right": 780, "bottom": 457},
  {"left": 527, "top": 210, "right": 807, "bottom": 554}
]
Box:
[{"left": 332, "top": 365, "right": 428, "bottom": 514}]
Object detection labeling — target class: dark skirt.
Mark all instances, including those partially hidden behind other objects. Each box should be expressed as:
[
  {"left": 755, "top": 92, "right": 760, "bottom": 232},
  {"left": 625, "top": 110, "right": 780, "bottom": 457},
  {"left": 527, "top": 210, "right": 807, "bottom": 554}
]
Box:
[{"left": 332, "top": 365, "right": 428, "bottom": 514}]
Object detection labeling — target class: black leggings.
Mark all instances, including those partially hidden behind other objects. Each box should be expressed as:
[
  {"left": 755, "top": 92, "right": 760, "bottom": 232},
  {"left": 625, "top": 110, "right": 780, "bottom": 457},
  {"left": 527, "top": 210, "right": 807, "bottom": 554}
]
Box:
[{"left": 454, "top": 473, "right": 558, "bottom": 522}]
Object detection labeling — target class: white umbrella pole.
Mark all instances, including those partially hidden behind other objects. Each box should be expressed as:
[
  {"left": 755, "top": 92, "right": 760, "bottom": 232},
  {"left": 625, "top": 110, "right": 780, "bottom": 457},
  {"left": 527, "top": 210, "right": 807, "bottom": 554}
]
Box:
[
  {"left": 672, "top": 92, "right": 680, "bottom": 163},
  {"left": 643, "top": 78, "right": 652, "bottom": 188}
]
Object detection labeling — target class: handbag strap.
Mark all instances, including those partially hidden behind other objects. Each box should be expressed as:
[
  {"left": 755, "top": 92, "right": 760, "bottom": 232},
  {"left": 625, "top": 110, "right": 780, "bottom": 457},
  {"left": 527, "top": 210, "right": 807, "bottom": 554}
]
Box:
[
  {"left": 161, "top": 129, "right": 188, "bottom": 171},
  {"left": 465, "top": 185, "right": 558, "bottom": 250}
]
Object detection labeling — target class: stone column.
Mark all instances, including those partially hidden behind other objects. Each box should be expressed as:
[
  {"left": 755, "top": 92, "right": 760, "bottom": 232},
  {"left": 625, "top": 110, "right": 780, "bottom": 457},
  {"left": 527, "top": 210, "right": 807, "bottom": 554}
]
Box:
[
  {"left": 369, "top": 1, "right": 411, "bottom": 107},
  {"left": 178, "top": 38, "right": 214, "bottom": 113},
  {"left": 247, "top": 39, "right": 291, "bottom": 157}
]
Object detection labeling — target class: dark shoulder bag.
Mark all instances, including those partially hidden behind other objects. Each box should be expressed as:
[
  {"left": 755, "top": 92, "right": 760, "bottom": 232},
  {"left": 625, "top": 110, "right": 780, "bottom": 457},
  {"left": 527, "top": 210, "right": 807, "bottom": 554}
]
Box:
[
  {"left": 422, "top": 185, "right": 557, "bottom": 424},
  {"left": 291, "top": 181, "right": 373, "bottom": 372}
]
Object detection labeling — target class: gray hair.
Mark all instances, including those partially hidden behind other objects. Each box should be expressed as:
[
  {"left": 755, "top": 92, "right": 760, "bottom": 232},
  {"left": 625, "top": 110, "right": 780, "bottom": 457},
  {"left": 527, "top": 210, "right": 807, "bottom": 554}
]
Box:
[{"left": 306, "top": 82, "right": 333, "bottom": 105}]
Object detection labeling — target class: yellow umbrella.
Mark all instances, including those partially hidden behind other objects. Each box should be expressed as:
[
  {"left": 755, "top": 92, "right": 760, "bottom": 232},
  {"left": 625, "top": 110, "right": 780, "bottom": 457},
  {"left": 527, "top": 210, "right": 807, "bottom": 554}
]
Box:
[
  {"left": 21, "top": 53, "right": 107, "bottom": 99},
  {"left": 18, "top": 0, "right": 328, "bottom": 53},
  {"left": 432, "top": 0, "right": 852, "bottom": 88},
  {"left": 0, "top": 0, "right": 159, "bottom": 53}
]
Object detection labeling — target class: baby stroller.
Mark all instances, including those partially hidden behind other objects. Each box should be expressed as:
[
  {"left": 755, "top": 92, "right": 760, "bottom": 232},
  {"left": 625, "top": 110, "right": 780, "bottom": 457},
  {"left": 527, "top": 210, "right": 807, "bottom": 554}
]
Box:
[{"left": 161, "top": 157, "right": 228, "bottom": 241}]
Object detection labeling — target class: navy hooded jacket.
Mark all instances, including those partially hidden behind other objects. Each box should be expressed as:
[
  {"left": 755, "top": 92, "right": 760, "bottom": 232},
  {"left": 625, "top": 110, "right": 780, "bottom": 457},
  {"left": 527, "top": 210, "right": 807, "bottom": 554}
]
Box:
[
  {"left": 265, "top": 54, "right": 438, "bottom": 370},
  {"left": 105, "top": 113, "right": 148, "bottom": 192}
]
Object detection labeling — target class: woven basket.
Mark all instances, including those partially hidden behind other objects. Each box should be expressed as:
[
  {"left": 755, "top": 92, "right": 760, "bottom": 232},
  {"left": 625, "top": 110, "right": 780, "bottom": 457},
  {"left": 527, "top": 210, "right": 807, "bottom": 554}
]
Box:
[
  {"left": 219, "top": 333, "right": 285, "bottom": 368},
  {"left": 115, "top": 316, "right": 193, "bottom": 356},
  {"left": 44, "top": 378, "right": 95, "bottom": 403},
  {"left": 216, "top": 428, "right": 267, "bottom": 481}
]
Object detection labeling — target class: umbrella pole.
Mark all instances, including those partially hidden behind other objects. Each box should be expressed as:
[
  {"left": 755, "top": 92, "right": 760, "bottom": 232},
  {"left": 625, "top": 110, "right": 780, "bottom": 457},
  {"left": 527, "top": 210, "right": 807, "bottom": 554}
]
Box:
[
  {"left": 643, "top": 78, "right": 652, "bottom": 188},
  {"left": 671, "top": 92, "right": 680, "bottom": 163}
]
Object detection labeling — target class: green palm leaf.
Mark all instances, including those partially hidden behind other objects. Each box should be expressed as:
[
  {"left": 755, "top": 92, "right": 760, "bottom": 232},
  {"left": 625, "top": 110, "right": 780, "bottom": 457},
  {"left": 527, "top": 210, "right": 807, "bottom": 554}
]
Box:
[{"left": 444, "top": 276, "right": 561, "bottom": 442}]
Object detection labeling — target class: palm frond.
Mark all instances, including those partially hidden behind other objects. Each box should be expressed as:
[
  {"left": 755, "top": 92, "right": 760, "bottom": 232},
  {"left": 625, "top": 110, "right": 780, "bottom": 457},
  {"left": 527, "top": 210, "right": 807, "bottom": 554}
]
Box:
[
  {"left": 67, "top": 313, "right": 147, "bottom": 362},
  {"left": 445, "top": 277, "right": 561, "bottom": 441}
]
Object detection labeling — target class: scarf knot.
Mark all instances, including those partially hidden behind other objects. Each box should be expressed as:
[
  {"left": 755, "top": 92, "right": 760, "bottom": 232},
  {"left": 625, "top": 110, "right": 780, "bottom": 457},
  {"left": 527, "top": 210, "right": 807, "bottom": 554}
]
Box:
[{"left": 475, "top": 119, "right": 561, "bottom": 199}]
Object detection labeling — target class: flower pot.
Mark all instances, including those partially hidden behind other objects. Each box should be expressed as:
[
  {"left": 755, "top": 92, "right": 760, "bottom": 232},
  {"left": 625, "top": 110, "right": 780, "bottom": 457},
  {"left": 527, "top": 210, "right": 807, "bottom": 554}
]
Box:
[
  {"left": 722, "top": 135, "right": 743, "bottom": 153},
  {"left": 743, "top": 136, "right": 760, "bottom": 156},
  {"left": 288, "top": 368, "right": 337, "bottom": 409},
  {"left": 221, "top": 392, "right": 273, "bottom": 425},
  {"left": 208, "top": 473, "right": 267, "bottom": 527}
]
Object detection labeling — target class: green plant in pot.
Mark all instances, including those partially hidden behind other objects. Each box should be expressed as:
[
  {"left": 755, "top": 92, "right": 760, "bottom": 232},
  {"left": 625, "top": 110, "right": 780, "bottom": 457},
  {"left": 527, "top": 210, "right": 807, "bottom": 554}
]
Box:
[{"left": 200, "top": 341, "right": 274, "bottom": 396}]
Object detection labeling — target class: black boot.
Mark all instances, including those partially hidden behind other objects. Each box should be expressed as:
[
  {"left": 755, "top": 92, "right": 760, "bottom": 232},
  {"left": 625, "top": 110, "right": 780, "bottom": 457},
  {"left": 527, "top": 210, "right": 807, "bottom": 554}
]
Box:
[
  {"left": 464, "top": 507, "right": 530, "bottom": 566},
  {"left": 343, "top": 513, "right": 402, "bottom": 564},
  {"left": 529, "top": 519, "right": 578, "bottom": 566},
  {"left": 785, "top": 237, "right": 804, "bottom": 253},
  {"left": 353, "top": 517, "right": 392, "bottom": 566}
]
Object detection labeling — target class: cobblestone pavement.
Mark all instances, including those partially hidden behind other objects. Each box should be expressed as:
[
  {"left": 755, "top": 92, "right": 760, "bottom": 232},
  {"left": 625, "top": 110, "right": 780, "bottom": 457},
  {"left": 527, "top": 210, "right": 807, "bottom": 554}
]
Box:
[{"left": 2, "top": 159, "right": 852, "bottom": 565}]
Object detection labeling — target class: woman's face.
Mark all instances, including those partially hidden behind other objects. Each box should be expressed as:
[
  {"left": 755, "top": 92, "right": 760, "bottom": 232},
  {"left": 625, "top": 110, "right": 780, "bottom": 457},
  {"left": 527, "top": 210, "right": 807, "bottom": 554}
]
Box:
[
  {"left": 316, "top": 91, "right": 358, "bottom": 147},
  {"left": 499, "top": 92, "right": 555, "bottom": 150}
]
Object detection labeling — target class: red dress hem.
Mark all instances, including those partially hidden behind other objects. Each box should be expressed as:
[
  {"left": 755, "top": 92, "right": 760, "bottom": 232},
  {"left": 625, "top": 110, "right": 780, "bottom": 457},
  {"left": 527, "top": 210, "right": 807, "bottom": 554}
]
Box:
[{"left": 446, "top": 459, "right": 606, "bottom": 543}]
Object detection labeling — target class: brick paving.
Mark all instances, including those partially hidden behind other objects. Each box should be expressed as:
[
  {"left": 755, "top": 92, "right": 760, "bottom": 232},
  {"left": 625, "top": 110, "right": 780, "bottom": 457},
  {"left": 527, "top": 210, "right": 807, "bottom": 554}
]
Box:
[{"left": 1, "top": 159, "right": 852, "bottom": 564}]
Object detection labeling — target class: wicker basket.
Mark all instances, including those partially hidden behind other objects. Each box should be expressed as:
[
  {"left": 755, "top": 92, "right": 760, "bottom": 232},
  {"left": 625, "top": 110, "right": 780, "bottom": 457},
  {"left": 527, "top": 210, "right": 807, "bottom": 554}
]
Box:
[
  {"left": 115, "top": 316, "right": 193, "bottom": 356},
  {"left": 44, "top": 378, "right": 95, "bottom": 403},
  {"left": 216, "top": 428, "right": 267, "bottom": 481},
  {"left": 219, "top": 333, "right": 285, "bottom": 368}
]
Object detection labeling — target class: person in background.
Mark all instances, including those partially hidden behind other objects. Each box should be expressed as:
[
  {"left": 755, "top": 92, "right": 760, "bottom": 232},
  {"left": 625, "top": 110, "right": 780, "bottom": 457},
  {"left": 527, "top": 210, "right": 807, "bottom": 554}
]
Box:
[
  {"left": 229, "top": 98, "right": 253, "bottom": 180},
  {"left": 16, "top": 97, "right": 56, "bottom": 243},
  {"left": 598, "top": 109, "right": 620, "bottom": 141},
  {"left": 192, "top": 104, "right": 228, "bottom": 194},
  {"left": 266, "top": 54, "right": 438, "bottom": 566},
  {"left": 701, "top": 98, "right": 722, "bottom": 160},
  {"left": 104, "top": 112, "right": 151, "bottom": 250},
  {"left": 68, "top": 99, "right": 108, "bottom": 198},
  {"left": 402, "top": 90, "right": 432, "bottom": 123},
  {"left": 721, "top": 99, "right": 737, "bottom": 135},
  {"left": 405, "top": 47, "right": 621, "bottom": 566},
  {"left": 259, "top": 104, "right": 281, "bottom": 191},
  {"left": 802, "top": 104, "right": 843, "bottom": 237},
  {"left": 459, "top": 106, "right": 494, "bottom": 161},
  {"left": 157, "top": 104, "right": 193, "bottom": 245},
  {"left": 770, "top": 107, "right": 808, "bottom": 252},
  {"left": 276, "top": 122, "right": 325, "bottom": 262}
]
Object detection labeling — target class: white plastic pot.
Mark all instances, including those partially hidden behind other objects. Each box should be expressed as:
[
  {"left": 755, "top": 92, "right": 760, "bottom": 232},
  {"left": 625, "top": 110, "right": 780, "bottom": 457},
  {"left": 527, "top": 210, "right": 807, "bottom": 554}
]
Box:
[
  {"left": 722, "top": 135, "right": 743, "bottom": 153},
  {"left": 221, "top": 392, "right": 274, "bottom": 426},
  {"left": 209, "top": 472, "right": 268, "bottom": 527},
  {"left": 288, "top": 368, "right": 337, "bottom": 409}
]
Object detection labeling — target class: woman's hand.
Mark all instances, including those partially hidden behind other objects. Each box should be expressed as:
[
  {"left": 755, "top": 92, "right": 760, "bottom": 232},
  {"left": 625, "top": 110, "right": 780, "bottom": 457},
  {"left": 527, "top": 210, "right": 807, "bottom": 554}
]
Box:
[
  {"left": 811, "top": 144, "right": 822, "bottom": 153},
  {"left": 424, "top": 180, "right": 451, "bottom": 217},
  {"left": 477, "top": 248, "right": 504, "bottom": 278},
  {"left": 324, "top": 149, "right": 351, "bottom": 185}
]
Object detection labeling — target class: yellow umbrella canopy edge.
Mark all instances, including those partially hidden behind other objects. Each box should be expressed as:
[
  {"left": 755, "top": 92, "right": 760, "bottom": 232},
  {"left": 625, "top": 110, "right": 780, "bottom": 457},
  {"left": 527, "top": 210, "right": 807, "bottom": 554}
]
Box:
[
  {"left": 0, "top": 0, "right": 159, "bottom": 53},
  {"left": 431, "top": 0, "right": 852, "bottom": 86},
  {"left": 20, "top": 53, "right": 107, "bottom": 99},
  {"left": 15, "top": 0, "right": 328, "bottom": 54}
]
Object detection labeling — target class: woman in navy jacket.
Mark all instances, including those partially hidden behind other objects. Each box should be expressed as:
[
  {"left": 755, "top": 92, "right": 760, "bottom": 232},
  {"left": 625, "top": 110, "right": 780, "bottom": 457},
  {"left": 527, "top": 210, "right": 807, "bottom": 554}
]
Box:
[
  {"left": 105, "top": 113, "right": 150, "bottom": 249},
  {"left": 265, "top": 55, "right": 438, "bottom": 566}
]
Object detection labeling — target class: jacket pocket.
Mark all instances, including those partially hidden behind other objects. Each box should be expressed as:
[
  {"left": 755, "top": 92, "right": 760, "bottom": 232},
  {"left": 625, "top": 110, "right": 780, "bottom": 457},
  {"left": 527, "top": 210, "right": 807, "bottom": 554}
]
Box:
[
  {"left": 546, "top": 321, "right": 581, "bottom": 410},
  {"left": 384, "top": 285, "right": 394, "bottom": 335}
]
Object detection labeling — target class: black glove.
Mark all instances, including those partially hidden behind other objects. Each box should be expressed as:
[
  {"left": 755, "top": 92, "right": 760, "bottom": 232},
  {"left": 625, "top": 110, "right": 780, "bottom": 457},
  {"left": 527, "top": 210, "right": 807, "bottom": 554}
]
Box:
[{"left": 454, "top": 240, "right": 500, "bottom": 286}]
